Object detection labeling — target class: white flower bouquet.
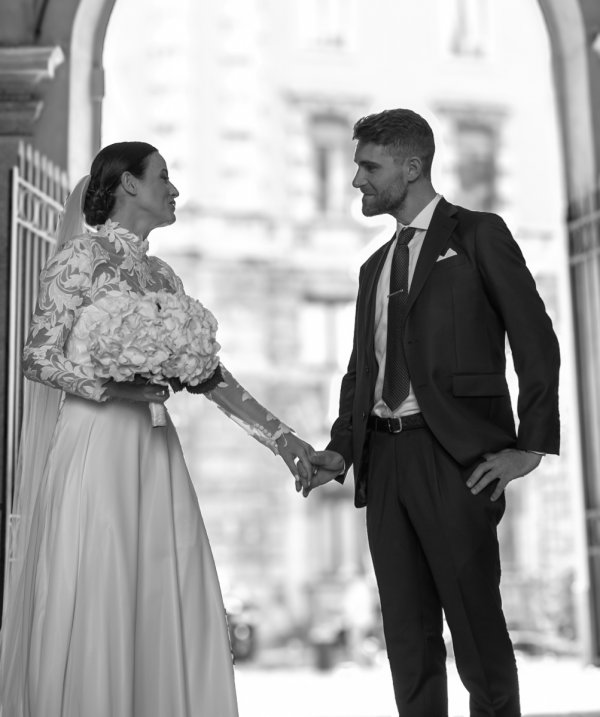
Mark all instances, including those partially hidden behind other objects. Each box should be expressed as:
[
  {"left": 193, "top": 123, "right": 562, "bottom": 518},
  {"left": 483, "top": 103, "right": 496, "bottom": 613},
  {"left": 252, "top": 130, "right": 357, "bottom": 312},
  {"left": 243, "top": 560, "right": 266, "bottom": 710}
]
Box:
[{"left": 87, "top": 291, "right": 221, "bottom": 426}]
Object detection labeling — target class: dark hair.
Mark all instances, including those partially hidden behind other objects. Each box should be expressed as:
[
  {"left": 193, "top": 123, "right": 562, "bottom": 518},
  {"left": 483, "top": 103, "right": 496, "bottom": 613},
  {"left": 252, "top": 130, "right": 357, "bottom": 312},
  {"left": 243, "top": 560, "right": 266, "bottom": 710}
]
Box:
[
  {"left": 353, "top": 109, "right": 435, "bottom": 178},
  {"left": 83, "top": 141, "right": 158, "bottom": 226}
]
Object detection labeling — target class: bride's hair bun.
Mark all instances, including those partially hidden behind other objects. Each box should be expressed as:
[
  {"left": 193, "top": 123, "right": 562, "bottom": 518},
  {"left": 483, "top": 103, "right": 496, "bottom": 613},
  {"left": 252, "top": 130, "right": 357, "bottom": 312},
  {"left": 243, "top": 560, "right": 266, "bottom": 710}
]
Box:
[
  {"left": 84, "top": 182, "right": 115, "bottom": 226},
  {"left": 83, "top": 141, "right": 157, "bottom": 227}
]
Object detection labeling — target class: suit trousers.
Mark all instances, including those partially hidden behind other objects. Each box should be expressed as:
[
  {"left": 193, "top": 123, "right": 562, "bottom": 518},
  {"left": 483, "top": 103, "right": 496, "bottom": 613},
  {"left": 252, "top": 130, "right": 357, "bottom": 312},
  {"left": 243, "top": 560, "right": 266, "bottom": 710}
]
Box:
[{"left": 365, "top": 426, "right": 520, "bottom": 717}]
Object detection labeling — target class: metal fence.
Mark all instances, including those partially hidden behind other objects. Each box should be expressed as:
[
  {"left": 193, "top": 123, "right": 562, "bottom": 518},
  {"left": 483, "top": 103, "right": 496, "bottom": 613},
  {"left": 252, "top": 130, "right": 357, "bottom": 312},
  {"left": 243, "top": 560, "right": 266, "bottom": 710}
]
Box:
[{"left": 2, "top": 143, "right": 68, "bottom": 607}]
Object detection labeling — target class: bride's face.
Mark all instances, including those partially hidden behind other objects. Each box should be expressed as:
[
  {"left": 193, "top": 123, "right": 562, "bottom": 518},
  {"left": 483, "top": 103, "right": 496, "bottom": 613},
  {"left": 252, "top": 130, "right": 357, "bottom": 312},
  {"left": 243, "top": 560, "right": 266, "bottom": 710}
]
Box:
[{"left": 133, "top": 153, "right": 179, "bottom": 228}]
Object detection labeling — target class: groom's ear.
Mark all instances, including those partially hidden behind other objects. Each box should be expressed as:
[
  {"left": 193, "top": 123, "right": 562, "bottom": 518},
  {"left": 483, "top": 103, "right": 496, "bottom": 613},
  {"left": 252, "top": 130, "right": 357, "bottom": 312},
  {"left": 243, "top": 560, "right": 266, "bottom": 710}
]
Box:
[
  {"left": 405, "top": 155, "right": 424, "bottom": 183},
  {"left": 120, "top": 171, "right": 138, "bottom": 196}
]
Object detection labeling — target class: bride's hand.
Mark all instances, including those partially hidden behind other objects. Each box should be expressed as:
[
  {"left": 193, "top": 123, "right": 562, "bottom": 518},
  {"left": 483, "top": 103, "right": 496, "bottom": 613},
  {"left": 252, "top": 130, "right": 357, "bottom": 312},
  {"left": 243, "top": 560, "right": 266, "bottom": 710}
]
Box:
[
  {"left": 103, "top": 379, "right": 169, "bottom": 404},
  {"left": 276, "top": 433, "right": 315, "bottom": 492}
]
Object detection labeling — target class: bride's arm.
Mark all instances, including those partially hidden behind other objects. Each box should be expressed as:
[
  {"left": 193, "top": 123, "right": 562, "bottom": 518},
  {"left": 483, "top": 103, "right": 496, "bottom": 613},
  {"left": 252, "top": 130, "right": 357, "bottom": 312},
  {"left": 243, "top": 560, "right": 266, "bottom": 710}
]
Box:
[
  {"left": 204, "top": 364, "right": 314, "bottom": 485},
  {"left": 22, "top": 236, "right": 107, "bottom": 402},
  {"left": 150, "top": 258, "right": 314, "bottom": 485}
]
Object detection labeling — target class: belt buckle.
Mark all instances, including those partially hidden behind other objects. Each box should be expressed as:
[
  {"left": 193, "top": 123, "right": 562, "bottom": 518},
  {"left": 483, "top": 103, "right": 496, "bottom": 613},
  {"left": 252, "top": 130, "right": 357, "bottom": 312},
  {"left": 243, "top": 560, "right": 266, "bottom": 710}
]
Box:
[{"left": 388, "top": 417, "right": 403, "bottom": 434}]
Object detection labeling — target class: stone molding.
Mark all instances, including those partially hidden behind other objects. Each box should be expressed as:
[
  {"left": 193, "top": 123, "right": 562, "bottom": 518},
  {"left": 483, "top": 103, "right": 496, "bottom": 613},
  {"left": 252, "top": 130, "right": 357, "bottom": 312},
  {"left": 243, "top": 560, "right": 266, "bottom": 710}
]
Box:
[
  {"left": 0, "top": 45, "right": 64, "bottom": 135},
  {"left": 0, "top": 45, "right": 64, "bottom": 85}
]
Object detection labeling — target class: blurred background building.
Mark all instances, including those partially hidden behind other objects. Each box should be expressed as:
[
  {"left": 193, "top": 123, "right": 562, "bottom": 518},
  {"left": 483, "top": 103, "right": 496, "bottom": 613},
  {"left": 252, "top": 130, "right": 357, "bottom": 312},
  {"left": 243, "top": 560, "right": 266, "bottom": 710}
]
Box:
[{"left": 95, "top": 0, "right": 580, "bottom": 662}]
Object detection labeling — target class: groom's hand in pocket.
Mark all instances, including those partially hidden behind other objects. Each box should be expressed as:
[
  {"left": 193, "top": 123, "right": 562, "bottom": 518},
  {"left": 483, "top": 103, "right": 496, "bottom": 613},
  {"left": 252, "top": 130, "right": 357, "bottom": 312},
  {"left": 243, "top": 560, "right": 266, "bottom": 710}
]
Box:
[
  {"left": 466, "top": 448, "right": 542, "bottom": 501},
  {"left": 303, "top": 450, "right": 345, "bottom": 497}
]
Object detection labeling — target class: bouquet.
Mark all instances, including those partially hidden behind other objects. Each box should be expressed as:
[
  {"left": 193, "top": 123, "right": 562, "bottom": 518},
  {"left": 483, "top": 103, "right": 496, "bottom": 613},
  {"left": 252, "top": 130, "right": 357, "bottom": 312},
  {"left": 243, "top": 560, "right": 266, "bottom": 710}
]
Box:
[{"left": 86, "top": 291, "right": 221, "bottom": 426}]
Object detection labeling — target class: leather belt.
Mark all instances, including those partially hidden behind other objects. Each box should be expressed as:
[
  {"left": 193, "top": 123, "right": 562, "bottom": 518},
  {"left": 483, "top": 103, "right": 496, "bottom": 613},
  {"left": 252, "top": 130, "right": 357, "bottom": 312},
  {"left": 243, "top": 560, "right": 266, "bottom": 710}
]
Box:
[{"left": 368, "top": 413, "right": 427, "bottom": 434}]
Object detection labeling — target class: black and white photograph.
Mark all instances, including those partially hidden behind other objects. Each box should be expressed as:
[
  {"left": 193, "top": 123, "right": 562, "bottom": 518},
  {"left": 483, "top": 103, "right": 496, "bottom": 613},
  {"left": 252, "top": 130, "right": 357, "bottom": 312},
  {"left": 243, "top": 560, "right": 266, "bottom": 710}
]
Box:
[{"left": 0, "top": 1, "right": 599, "bottom": 716}]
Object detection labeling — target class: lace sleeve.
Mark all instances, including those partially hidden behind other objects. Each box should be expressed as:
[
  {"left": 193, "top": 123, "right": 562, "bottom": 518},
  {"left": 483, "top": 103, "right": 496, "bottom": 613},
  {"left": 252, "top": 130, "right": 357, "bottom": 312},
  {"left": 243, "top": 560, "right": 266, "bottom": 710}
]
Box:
[
  {"left": 22, "top": 237, "right": 106, "bottom": 402},
  {"left": 205, "top": 364, "right": 292, "bottom": 454}
]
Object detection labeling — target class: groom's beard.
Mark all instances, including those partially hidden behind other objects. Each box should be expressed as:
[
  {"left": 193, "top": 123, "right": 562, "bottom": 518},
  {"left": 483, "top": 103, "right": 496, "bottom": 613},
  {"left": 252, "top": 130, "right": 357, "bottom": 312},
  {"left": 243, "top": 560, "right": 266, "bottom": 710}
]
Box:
[{"left": 362, "top": 183, "right": 408, "bottom": 217}]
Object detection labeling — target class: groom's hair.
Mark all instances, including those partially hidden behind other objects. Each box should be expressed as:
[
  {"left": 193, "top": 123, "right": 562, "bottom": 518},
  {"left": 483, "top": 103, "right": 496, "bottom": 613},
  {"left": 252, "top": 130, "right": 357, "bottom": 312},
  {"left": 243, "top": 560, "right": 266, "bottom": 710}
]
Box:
[
  {"left": 353, "top": 109, "right": 435, "bottom": 178},
  {"left": 84, "top": 141, "right": 157, "bottom": 226}
]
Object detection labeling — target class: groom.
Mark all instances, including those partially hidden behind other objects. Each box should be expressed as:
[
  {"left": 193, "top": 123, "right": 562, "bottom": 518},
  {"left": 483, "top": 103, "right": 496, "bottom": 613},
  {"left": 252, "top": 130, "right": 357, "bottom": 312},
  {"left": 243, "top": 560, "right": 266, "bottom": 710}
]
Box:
[{"left": 303, "top": 109, "right": 560, "bottom": 716}]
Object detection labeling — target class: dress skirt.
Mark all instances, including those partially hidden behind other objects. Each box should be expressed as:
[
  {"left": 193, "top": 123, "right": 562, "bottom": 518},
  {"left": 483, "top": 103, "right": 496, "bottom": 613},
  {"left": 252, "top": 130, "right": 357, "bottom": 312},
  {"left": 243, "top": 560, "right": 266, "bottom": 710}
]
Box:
[{"left": 0, "top": 394, "right": 238, "bottom": 717}]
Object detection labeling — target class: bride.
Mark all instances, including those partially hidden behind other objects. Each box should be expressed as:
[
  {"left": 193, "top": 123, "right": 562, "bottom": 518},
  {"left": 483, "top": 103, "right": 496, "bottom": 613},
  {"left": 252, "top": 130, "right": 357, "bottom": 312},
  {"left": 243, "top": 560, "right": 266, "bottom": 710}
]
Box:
[{"left": 0, "top": 141, "right": 315, "bottom": 717}]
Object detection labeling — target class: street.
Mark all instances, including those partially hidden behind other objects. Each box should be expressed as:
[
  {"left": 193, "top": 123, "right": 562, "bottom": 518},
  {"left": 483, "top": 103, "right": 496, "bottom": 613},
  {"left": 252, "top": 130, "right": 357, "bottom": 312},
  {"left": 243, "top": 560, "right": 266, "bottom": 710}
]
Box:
[{"left": 235, "top": 655, "right": 600, "bottom": 717}]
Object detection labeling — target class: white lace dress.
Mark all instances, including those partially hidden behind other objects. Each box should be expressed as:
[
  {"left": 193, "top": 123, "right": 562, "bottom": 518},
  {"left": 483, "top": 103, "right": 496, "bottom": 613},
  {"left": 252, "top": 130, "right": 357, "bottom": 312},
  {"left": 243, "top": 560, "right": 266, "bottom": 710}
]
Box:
[{"left": 0, "top": 221, "right": 290, "bottom": 717}]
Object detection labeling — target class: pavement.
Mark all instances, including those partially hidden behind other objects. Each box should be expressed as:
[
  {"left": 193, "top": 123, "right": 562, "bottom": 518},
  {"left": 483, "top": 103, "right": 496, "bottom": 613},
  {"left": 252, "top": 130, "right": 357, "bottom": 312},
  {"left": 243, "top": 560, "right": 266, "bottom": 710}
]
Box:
[{"left": 235, "top": 654, "right": 600, "bottom": 717}]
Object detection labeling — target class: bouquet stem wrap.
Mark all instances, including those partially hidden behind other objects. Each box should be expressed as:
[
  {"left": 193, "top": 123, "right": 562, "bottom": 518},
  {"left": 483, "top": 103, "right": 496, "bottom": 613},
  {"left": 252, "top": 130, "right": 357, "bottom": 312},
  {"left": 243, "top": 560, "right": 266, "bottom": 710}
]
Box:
[{"left": 149, "top": 402, "right": 167, "bottom": 427}]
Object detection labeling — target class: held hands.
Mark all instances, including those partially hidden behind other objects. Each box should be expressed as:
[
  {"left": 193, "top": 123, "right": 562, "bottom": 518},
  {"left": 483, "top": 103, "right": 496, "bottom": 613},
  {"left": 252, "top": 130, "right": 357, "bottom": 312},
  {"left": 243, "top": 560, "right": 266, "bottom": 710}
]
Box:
[
  {"left": 298, "top": 450, "right": 345, "bottom": 498},
  {"left": 466, "top": 448, "right": 542, "bottom": 501},
  {"left": 275, "top": 433, "right": 316, "bottom": 489},
  {"left": 103, "top": 379, "right": 169, "bottom": 404}
]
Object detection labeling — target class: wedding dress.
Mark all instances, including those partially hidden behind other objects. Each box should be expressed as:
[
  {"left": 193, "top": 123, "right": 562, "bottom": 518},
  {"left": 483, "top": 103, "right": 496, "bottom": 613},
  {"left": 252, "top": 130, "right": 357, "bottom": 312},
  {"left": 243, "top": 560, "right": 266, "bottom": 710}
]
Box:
[{"left": 0, "top": 220, "right": 290, "bottom": 717}]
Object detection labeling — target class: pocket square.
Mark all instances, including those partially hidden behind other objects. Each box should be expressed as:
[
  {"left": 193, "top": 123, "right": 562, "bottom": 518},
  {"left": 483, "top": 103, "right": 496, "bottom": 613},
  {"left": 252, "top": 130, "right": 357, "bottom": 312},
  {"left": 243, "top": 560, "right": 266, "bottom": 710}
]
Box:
[{"left": 436, "top": 248, "right": 458, "bottom": 262}]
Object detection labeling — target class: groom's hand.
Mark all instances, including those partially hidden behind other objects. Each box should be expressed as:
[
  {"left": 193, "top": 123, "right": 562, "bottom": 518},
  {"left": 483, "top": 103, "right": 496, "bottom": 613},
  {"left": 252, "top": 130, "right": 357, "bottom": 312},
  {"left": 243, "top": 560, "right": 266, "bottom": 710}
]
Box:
[
  {"left": 302, "top": 450, "right": 345, "bottom": 498},
  {"left": 466, "top": 448, "right": 542, "bottom": 501}
]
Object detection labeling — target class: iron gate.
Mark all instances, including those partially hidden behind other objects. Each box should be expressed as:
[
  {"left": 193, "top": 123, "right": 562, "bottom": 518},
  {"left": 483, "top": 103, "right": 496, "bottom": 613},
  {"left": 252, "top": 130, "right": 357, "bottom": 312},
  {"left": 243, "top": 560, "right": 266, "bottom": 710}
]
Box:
[{"left": 1, "top": 144, "right": 68, "bottom": 617}]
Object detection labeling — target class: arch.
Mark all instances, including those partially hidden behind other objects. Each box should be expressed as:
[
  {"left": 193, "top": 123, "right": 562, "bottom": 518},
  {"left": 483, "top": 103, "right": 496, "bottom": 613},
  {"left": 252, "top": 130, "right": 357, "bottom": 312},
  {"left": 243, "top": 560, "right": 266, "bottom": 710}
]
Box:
[
  {"left": 537, "top": 0, "right": 596, "bottom": 204},
  {"left": 25, "top": 0, "right": 115, "bottom": 177},
  {"left": 2, "top": 0, "right": 598, "bottom": 661},
  {"left": 75, "top": 0, "right": 600, "bottom": 661},
  {"left": 68, "top": 0, "right": 117, "bottom": 180}
]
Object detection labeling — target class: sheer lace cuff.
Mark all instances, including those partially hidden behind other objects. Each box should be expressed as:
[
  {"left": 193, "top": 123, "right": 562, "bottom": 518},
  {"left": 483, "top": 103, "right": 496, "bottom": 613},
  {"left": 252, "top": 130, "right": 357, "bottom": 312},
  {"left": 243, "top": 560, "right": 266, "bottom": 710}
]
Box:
[
  {"left": 220, "top": 413, "right": 292, "bottom": 455},
  {"left": 269, "top": 425, "right": 295, "bottom": 456},
  {"left": 204, "top": 364, "right": 293, "bottom": 455}
]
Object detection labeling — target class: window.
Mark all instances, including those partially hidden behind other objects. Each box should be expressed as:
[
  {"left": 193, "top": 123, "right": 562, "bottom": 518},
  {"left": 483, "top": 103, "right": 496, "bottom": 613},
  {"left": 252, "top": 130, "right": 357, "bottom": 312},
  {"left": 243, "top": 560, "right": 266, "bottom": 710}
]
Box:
[
  {"left": 310, "top": 114, "right": 352, "bottom": 217},
  {"left": 454, "top": 120, "right": 499, "bottom": 211},
  {"left": 436, "top": 105, "right": 505, "bottom": 212},
  {"left": 299, "top": 0, "right": 357, "bottom": 50},
  {"left": 444, "top": 0, "right": 491, "bottom": 58},
  {"left": 299, "top": 300, "right": 354, "bottom": 369}
]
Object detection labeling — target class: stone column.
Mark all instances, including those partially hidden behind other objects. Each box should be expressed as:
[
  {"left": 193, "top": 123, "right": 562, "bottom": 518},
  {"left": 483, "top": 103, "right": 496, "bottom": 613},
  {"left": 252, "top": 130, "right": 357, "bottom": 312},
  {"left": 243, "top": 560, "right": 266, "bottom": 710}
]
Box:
[
  {"left": 0, "top": 45, "right": 63, "bottom": 613},
  {"left": 539, "top": 0, "right": 600, "bottom": 666}
]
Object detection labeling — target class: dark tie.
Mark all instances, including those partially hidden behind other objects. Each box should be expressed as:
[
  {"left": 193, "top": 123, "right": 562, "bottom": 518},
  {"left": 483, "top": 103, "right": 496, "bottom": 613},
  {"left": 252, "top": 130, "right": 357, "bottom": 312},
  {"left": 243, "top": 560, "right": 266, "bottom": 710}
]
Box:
[{"left": 382, "top": 226, "right": 416, "bottom": 412}]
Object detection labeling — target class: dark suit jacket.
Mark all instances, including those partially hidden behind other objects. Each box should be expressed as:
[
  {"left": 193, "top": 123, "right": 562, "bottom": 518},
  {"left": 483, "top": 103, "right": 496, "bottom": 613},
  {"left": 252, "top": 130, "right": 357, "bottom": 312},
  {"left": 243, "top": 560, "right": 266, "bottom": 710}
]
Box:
[{"left": 327, "top": 198, "right": 561, "bottom": 508}]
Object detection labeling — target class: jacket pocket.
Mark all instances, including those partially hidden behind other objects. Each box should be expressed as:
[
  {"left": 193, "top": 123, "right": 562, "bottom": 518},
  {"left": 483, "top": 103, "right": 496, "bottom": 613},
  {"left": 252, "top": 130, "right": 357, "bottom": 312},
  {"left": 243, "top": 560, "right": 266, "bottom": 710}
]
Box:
[
  {"left": 433, "top": 253, "right": 468, "bottom": 270},
  {"left": 452, "top": 373, "right": 508, "bottom": 397}
]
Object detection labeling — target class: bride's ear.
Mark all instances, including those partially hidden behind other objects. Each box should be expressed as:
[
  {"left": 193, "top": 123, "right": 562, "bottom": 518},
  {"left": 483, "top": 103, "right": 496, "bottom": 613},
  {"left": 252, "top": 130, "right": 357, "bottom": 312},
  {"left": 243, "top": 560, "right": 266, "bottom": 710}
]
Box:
[{"left": 119, "top": 170, "right": 138, "bottom": 197}]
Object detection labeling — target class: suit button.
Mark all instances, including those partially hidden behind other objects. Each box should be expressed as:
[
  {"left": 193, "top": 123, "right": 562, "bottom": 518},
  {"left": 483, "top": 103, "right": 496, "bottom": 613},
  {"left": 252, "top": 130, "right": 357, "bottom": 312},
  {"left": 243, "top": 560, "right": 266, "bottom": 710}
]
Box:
[
  {"left": 365, "top": 366, "right": 370, "bottom": 374},
  {"left": 362, "top": 411, "right": 367, "bottom": 420}
]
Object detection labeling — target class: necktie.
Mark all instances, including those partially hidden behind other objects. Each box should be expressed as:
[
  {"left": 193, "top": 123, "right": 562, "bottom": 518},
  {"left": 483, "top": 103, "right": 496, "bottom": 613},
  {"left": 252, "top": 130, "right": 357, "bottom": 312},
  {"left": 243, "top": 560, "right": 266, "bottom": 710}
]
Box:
[{"left": 382, "top": 226, "right": 416, "bottom": 412}]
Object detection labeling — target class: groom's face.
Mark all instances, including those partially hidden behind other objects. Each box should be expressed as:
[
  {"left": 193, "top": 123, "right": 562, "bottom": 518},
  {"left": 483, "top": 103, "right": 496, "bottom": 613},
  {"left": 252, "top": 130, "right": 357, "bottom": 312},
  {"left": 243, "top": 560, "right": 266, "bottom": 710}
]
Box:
[{"left": 352, "top": 141, "right": 409, "bottom": 218}]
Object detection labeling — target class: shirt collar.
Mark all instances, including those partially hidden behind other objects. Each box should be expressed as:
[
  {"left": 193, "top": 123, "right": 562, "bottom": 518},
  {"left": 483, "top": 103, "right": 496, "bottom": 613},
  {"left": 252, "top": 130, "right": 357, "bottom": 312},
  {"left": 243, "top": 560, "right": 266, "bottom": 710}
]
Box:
[{"left": 396, "top": 193, "right": 442, "bottom": 237}]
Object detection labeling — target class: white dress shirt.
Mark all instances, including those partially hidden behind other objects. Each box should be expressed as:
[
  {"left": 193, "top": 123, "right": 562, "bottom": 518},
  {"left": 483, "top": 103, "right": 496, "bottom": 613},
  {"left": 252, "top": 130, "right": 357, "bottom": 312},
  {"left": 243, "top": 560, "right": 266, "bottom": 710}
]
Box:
[{"left": 372, "top": 194, "right": 442, "bottom": 418}]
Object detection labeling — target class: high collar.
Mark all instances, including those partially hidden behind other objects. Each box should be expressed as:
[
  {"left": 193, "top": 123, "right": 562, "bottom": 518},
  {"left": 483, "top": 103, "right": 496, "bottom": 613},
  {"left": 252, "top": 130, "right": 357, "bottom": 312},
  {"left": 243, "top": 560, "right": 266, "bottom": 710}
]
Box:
[{"left": 98, "top": 219, "right": 149, "bottom": 262}]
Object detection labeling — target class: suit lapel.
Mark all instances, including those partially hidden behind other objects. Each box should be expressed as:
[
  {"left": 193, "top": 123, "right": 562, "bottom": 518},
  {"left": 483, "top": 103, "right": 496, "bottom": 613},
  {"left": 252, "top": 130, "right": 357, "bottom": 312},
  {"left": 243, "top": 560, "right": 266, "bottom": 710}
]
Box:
[
  {"left": 406, "top": 198, "right": 457, "bottom": 315},
  {"left": 362, "top": 234, "right": 395, "bottom": 358}
]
